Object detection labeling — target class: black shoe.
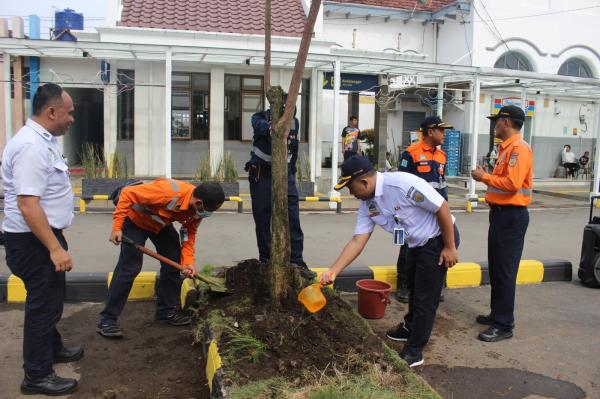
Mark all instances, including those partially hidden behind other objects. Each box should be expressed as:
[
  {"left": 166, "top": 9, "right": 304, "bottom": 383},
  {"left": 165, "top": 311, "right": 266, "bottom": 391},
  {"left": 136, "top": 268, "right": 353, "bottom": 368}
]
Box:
[
  {"left": 439, "top": 293, "right": 445, "bottom": 302},
  {"left": 96, "top": 323, "right": 123, "bottom": 339},
  {"left": 296, "top": 264, "right": 317, "bottom": 281},
  {"left": 400, "top": 351, "right": 424, "bottom": 368},
  {"left": 53, "top": 346, "right": 84, "bottom": 364},
  {"left": 386, "top": 324, "right": 410, "bottom": 342},
  {"left": 156, "top": 310, "right": 191, "bottom": 326},
  {"left": 395, "top": 284, "right": 409, "bottom": 303},
  {"left": 478, "top": 326, "right": 513, "bottom": 342},
  {"left": 476, "top": 314, "right": 494, "bottom": 326},
  {"left": 21, "top": 372, "right": 78, "bottom": 396}
]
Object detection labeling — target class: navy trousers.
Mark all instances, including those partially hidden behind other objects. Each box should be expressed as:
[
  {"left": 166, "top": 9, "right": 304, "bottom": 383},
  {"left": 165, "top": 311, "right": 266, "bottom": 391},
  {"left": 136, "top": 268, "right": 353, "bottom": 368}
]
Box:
[
  {"left": 4, "top": 230, "right": 67, "bottom": 378},
  {"left": 249, "top": 168, "right": 304, "bottom": 265},
  {"left": 99, "top": 218, "right": 182, "bottom": 325},
  {"left": 488, "top": 206, "right": 529, "bottom": 330},
  {"left": 403, "top": 225, "right": 460, "bottom": 356}
]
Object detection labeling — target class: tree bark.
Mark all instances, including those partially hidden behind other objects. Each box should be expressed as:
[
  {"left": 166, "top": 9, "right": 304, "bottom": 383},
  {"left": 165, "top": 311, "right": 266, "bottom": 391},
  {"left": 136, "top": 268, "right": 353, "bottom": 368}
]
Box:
[{"left": 268, "top": 0, "right": 322, "bottom": 308}]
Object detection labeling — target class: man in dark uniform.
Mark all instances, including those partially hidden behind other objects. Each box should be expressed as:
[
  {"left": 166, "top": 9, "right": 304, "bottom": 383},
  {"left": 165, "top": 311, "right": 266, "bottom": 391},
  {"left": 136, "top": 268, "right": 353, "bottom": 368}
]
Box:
[
  {"left": 472, "top": 105, "right": 533, "bottom": 342},
  {"left": 2, "top": 84, "right": 81, "bottom": 395},
  {"left": 396, "top": 116, "right": 452, "bottom": 302},
  {"left": 245, "top": 100, "right": 315, "bottom": 279}
]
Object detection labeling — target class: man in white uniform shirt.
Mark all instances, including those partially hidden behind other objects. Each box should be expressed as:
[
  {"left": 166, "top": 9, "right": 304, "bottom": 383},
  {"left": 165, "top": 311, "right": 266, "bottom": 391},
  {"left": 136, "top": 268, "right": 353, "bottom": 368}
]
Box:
[
  {"left": 2, "top": 83, "right": 81, "bottom": 396},
  {"left": 321, "top": 156, "right": 459, "bottom": 367}
]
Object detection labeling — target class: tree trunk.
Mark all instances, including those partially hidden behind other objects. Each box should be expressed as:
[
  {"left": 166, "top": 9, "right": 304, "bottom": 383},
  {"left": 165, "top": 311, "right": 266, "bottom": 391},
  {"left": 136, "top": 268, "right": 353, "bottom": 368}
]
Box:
[{"left": 268, "top": 0, "right": 322, "bottom": 308}]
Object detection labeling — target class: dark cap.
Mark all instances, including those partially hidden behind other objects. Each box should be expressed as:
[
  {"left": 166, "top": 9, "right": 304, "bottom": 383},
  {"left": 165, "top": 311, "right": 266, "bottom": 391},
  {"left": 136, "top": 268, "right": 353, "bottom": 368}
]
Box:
[
  {"left": 419, "top": 116, "right": 453, "bottom": 131},
  {"left": 334, "top": 155, "right": 373, "bottom": 190},
  {"left": 487, "top": 105, "right": 525, "bottom": 122}
]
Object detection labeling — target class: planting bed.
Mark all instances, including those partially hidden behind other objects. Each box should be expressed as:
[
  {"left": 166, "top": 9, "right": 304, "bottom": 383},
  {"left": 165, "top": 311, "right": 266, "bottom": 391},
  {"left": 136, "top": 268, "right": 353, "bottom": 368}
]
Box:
[{"left": 194, "top": 259, "right": 439, "bottom": 398}]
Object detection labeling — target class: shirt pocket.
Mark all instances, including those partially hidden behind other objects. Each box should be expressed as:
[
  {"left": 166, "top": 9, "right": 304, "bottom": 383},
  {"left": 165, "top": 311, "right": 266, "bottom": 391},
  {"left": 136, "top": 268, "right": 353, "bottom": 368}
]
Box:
[
  {"left": 417, "top": 164, "right": 431, "bottom": 173},
  {"left": 370, "top": 214, "right": 388, "bottom": 227},
  {"left": 49, "top": 161, "right": 70, "bottom": 183}
]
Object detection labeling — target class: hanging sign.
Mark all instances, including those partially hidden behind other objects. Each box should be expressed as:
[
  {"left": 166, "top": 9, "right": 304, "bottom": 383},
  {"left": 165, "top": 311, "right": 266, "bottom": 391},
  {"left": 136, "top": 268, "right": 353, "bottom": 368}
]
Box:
[
  {"left": 493, "top": 98, "right": 535, "bottom": 116},
  {"left": 322, "top": 73, "right": 378, "bottom": 92}
]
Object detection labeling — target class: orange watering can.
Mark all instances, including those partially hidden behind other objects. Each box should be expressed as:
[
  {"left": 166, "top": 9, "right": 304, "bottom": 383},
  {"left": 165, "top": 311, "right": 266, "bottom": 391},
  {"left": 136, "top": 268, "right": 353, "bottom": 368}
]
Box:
[{"left": 298, "top": 283, "right": 327, "bottom": 313}]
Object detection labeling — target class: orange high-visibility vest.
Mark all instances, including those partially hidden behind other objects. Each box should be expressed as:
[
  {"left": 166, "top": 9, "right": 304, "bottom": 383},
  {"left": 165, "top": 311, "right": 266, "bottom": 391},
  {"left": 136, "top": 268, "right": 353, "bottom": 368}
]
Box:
[
  {"left": 483, "top": 134, "right": 533, "bottom": 206},
  {"left": 112, "top": 178, "right": 201, "bottom": 266}
]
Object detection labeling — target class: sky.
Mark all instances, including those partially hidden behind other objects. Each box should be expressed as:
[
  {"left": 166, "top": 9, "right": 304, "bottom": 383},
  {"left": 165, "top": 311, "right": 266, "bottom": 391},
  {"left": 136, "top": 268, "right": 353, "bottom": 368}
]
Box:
[{"left": 0, "top": 0, "right": 106, "bottom": 38}]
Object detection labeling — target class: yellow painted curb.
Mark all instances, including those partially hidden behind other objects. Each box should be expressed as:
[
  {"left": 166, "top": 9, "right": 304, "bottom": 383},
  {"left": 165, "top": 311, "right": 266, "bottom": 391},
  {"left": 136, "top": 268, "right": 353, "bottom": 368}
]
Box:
[
  {"left": 309, "top": 267, "right": 328, "bottom": 281},
  {"left": 369, "top": 266, "right": 397, "bottom": 290},
  {"left": 7, "top": 275, "right": 27, "bottom": 303},
  {"left": 517, "top": 260, "right": 544, "bottom": 284},
  {"left": 180, "top": 278, "right": 196, "bottom": 309},
  {"left": 206, "top": 339, "right": 223, "bottom": 395},
  {"left": 108, "top": 271, "right": 156, "bottom": 300},
  {"left": 447, "top": 263, "right": 482, "bottom": 288}
]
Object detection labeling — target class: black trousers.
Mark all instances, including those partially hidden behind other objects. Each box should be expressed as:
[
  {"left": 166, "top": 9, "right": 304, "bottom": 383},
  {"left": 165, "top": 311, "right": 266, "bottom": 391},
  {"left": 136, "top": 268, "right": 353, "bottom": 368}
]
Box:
[
  {"left": 99, "top": 218, "right": 182, "bottom": 325},
  {"left": 4, "top": 229, "right": 67, "bottom": 378},
  {"left": 488, "top": 206, "right": 529, "bottom": 330},
  {"left": 403, "top": 225, "right": 460, "bottom": 356},
  {"left": 249, "top": 168, "right": 304, "bottom": 265}
]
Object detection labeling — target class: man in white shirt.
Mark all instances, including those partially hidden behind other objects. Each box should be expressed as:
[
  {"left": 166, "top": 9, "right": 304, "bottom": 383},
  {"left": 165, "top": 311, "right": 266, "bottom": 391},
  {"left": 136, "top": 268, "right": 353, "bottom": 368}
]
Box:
[
  {"left": 320, "top": 156, "right": 459, "bottom": 367},
  {"left": 561, "top": 145, "right": 578, "bottom": 178},
  {"left": 2, "top": 83, "right": 81, "bottom": 396}
]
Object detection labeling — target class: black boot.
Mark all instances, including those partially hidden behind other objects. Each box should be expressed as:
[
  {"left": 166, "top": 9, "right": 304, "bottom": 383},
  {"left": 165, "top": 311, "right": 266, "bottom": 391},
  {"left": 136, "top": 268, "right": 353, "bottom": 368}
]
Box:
[{"left": 21, "top": 372, "right": 78, "bottom": 396}]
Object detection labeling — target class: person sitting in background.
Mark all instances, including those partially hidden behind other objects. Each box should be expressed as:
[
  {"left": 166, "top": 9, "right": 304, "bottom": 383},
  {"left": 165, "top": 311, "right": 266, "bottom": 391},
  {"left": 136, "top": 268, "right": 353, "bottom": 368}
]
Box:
[
  {"left": 562, "top": 145, "right": 578, "bottom": 178},
  {"left": 579, "top": 151, "right": 590, "bottom": 168}
]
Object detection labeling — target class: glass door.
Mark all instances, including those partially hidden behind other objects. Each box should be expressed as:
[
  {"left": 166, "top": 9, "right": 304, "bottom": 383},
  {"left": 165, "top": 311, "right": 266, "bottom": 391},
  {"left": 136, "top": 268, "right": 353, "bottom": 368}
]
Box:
[{"left": 242, "top": 93, "right": 263, "bottom": 141}]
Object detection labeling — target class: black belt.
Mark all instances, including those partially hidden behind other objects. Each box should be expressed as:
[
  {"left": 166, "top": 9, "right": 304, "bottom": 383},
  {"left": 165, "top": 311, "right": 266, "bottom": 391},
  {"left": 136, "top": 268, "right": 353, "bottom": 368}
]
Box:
[{"left": 489, "top": 204, "right": 526, "bottom": 212}]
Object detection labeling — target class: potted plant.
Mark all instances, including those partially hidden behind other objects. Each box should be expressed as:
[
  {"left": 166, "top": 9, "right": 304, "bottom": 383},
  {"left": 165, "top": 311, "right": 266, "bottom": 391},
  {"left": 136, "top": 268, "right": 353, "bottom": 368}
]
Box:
[
  {"left": 80, "top": 144, "right": 134, "bottom": 201},
  {"left": 296, "top": 153, "right": 314, "bottom": 197},
  {"left": 360, "top": 128, "right": 375, "bottom": 163}
]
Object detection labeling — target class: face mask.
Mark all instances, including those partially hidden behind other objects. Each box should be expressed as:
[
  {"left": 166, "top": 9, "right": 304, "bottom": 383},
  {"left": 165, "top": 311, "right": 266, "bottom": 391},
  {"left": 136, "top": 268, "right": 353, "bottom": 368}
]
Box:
[{"left": 196, "top": 210, "right": 212, "bottom": 218}]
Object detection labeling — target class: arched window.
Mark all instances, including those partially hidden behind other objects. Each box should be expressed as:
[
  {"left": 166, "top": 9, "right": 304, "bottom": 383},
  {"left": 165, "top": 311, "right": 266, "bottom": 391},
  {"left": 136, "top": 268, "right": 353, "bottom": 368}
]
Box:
[
  {"left": 558, "top": 58, "right": 593, "bottom": 78},
  {"left": 494, "top": 51, "right": 533, "bottom": 71}
]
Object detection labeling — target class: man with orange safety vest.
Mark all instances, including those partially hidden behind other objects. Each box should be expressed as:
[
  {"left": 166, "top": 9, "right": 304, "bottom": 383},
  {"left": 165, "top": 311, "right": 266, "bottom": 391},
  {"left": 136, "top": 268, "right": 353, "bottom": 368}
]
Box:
[
  {"left": 396, "top": 116, "right": 452, "bottom": 302},
  {"left": 471, "top": 105, "right": 533, "bottom": 343},
  {"left": 96, "top": 179, "right": 225, "bottom": 338}
]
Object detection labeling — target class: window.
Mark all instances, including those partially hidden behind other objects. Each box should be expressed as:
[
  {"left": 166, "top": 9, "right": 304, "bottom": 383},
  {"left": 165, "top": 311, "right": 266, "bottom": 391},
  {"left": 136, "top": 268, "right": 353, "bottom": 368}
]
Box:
[
  {"left": 224, "top": 75, "right": 264, "bottom": 140},
  {"left": 117, "top": 70, "right": 135, "bottom": 140},
  {"left": 171, "top": 72, "right": 210, "bottom": 140},
  {"left": 494, "top": 51, "right": 533, "bottom": 71},
  {"left": 558, "top": 58, "right": 593, "bottom": 78}
]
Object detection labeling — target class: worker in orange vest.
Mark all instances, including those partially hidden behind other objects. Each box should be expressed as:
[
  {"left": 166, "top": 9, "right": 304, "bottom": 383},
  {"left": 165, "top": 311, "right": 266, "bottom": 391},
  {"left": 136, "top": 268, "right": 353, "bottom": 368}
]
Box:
[
  {"left": 471, "top": 105, "right": 533, "bottom": 343},
  {"left": 96, "top": 179, "right": 225, "bottom": 339}
]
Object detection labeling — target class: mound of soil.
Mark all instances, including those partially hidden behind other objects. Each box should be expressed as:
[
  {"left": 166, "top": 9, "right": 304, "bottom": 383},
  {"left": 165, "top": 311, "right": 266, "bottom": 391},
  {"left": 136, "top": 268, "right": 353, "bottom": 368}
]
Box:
[
  {"left": 199, "top": 259, "right": 396, "bottom": 388},
  {"left": 60, "top": 302, "right": 207, "bottom": 399}
]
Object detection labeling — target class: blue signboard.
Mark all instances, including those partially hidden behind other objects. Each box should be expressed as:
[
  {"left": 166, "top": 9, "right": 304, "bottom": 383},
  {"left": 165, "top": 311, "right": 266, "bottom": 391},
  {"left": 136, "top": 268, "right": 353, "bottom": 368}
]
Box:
[{"left": 323, "top": 72, "right": 378, "bottom": 93}]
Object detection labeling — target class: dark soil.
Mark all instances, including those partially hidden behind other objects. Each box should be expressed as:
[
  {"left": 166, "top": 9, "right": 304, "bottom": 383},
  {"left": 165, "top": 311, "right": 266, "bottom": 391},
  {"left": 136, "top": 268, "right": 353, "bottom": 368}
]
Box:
[
  {"left": 60, "top": 302, "right": 207, "bottom": 399},
  {"left": 199, "top": 259, "right": 395, "bottom": 388}
]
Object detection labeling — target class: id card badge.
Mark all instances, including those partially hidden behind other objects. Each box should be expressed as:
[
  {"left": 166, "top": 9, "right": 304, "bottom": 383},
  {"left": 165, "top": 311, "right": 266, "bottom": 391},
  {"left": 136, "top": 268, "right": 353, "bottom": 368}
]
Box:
[
  {"left": 393, "top": 227, "right": 405, "bottom": 246},
  {"left": 180, "top": 228, "right": 189, "bottom": 243}
]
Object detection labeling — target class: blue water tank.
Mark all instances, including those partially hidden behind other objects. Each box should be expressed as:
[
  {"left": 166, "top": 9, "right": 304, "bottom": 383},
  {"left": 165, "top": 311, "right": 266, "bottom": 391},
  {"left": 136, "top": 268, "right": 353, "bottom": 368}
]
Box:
[{"left": 55, "top": 8, "right": 84, "bottom": 31}]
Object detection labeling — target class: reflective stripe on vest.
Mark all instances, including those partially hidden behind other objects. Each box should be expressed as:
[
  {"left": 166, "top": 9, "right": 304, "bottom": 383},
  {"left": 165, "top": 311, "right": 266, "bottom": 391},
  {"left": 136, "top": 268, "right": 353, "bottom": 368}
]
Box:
[
  {"left": 428, "top": 181, "right": 447, "bottom": 189},
  {"left": 486, "top": 187, "right": 532, "bottom": 196},
  {"left": 165, "top": 179, "right": 180, "bottom": 210},
  {"left": 253, "top": 147, "right": 292, "bottom": 163},
  {"left": 132, "top": 204, "right": 167, "bottom": 226}
]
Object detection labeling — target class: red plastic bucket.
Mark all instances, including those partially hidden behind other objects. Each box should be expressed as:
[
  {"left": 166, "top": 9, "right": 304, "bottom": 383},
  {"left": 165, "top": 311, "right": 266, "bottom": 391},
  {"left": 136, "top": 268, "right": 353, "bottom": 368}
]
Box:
[{"left": 356, "top": 279, "right": 392, "bottom": 319}]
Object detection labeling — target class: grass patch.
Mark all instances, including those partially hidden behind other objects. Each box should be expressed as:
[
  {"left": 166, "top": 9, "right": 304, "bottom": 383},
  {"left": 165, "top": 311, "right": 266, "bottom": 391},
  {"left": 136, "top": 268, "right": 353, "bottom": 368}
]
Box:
[{"left": 225, "top": 333, "right": 268, "bottom": 364}]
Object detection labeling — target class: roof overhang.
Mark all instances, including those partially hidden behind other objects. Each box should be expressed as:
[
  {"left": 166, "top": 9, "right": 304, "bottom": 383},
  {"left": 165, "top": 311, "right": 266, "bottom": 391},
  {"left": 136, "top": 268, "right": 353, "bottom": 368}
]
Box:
[
  {"left": 1, "top": 36, "right": 599, "bottom": 99},
  {"left": 324, "top": 1, "right": 470, "bottom": 23}
]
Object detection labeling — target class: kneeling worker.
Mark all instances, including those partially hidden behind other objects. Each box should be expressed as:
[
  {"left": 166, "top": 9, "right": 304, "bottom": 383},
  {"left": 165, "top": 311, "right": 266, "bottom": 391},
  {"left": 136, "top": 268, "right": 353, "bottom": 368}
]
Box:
[
  {"left": 97, "top": 179, "right": 225, "bottom": 338},
  {"left": 320, "top": 156, "right": 459, "bottom": 367}
]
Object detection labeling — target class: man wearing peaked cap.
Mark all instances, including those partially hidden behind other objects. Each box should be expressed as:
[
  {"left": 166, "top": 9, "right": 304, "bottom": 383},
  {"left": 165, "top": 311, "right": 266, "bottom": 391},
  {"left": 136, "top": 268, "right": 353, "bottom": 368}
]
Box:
[
  {"left": 325, "top": 155, "right": 460, "bottom": 368},
  {"left": 395, "top": 115, "right": 453, "bottom": 303},
  {"left": 471, "top": 104, "right": 533, "bottom": 342}
]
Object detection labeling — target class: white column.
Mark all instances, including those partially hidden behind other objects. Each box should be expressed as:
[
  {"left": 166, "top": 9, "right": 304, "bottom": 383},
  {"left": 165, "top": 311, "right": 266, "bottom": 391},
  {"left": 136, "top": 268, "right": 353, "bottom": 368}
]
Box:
[
  {"left": 164, "top": 48, "right": 172, "bottom": 178},
  {"left": 209, "top": 66, "right": 225, "bottom": 175},
  {"left": 436, "top": 77, "right": 444, "bottom": 118},
  {"left": 315, "top": 70, "right": 323, "bottom": 179},
  {"left": 592, "top": 103, "right": 600, "bottom": 199},
  {"left": 309, "top": 68, "right": 318, "bottom": 183},
  {"left": 330, "top": 59, "right": 341, "bottom": 200},
  {"left": 104, "top": 59, "right": 118, "bottom": 176},
  {"left": 468, "top": 75, "right": 481, "bottom": 199},
  {"left": 3, "top": 52, "right": 12, "bottom": 144},
  {"left": 520, "top": 86, "right": 527, "bottom": 114}
]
